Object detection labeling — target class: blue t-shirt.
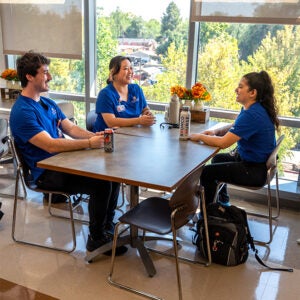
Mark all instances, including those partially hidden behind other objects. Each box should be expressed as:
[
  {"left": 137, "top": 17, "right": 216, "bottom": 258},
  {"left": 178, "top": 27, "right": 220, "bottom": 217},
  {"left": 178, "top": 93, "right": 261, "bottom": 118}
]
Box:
[
  {"left": 93, "top": 83, "right": 148, "bottom": 132},
  {"left": 229, "top": 102, "right": 275, "bottom": 163},
  {"left": 9, "top": 95, "right": 67, "bottom": 182}
]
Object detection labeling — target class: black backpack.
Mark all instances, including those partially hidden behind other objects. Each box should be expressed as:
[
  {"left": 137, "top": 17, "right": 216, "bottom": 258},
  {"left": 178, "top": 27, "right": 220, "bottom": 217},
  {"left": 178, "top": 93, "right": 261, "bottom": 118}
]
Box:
[{"left": 193, "top": 203, "right": 293, "bottom": 271}]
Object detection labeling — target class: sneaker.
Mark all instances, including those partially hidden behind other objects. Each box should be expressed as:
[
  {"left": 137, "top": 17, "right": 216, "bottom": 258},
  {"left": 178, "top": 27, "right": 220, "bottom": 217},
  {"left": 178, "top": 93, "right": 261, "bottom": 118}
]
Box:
[
  {"left": 86, "top": 234, "right": 128, "bottom": 256},
  {"left": 104, "top": 221, "right": 116, "bottom": 236},
  {"left": 218, "top": 200, "right": 231, "bottom": 207},
  {"left": 43, "top": 193, "right": 68, "bottom": 204}
]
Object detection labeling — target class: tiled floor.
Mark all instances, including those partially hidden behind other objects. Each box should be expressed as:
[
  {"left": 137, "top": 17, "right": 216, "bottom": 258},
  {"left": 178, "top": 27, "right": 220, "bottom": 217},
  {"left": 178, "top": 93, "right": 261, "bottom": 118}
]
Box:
[{"left": 0, "top": 163, "right": 300, "bottom": 300}]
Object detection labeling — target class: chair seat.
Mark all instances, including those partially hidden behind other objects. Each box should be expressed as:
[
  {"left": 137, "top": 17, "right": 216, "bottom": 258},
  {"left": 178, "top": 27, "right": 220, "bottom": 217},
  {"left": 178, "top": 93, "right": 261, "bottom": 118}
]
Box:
[{"left": 119, "top": 197, "right": 172, "bottom": 235}]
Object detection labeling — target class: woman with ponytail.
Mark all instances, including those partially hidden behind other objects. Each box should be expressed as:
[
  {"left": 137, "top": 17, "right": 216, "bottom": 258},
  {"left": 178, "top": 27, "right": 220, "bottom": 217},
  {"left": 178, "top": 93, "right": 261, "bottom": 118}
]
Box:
[
  {"left": 190, "top": 71, "right": 280, "bottom": 206},
  {"left": 93, "top": 56, "right": 155, "bottom": 132}
]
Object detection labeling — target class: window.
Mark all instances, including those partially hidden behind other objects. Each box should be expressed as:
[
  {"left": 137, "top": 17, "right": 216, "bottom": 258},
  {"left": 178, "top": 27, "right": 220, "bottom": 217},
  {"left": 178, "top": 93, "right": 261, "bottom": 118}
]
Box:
[{"left": 95, "top": 0, "right": 190, "bottom": 104}]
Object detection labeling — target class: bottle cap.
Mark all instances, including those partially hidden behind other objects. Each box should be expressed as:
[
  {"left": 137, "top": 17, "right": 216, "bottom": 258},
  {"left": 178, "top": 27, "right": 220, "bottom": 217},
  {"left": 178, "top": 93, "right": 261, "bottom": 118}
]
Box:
[{"left": 182, "top": 106, "right": 190, "bottom": 111}]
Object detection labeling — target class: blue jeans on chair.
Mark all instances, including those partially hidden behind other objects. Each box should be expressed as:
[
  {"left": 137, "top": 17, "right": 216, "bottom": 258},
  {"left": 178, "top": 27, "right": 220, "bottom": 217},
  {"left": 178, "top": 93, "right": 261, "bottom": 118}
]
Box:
[{"left": 200, "top": 151, "right": 267, "bottom": 206}]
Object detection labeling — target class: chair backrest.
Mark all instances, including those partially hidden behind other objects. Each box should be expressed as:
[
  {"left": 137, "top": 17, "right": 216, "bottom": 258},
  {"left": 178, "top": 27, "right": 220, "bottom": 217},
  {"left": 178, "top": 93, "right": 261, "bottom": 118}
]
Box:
[
  {"left": 0, "top": 118, "right": 9, "bottom": 158},
  {"left": 56, "top": 101, "right": 77, "bottom": 123},
  {"left": 169, "top": 166, "right": 203, "bottom": 229},
  {"left": 7, "top": 137, "right": 37, "bottom": 189},
  {"left": 266, "top": 134, "right": 285, "bottom": 180},
  {"left": 86, "top": 110, "right": 97, "bottom": 131}
]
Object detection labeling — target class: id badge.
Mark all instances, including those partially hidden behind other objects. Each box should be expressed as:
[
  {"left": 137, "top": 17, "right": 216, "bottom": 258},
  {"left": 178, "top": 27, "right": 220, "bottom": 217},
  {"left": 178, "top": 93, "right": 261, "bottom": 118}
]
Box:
[{"left": 117, "top": 104, "right": 125, "bottom": 112}]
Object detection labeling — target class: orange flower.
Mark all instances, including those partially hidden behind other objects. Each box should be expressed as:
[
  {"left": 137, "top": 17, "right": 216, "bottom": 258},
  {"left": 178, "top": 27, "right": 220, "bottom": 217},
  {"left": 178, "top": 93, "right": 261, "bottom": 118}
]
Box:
[
  {"left": 171, "top": 82, "right": 211, "bottom": 102},
  {"left": 191, "top": 82, "right": 211, "bottom": 102},
  {"left": 170, "top": 85, "right": 187, "bottom": 99},
  {"left": 1, "top": 68, "right": 19, "bottom": 81}
]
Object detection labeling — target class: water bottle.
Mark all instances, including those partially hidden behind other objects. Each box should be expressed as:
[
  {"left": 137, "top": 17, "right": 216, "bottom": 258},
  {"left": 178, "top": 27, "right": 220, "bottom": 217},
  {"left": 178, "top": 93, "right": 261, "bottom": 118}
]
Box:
[
  {"left": 169, "top": 94, "right": 180, "bottom": 124},
  {"left": 179, "top": 106, "right": 191, "bottom": 140}
]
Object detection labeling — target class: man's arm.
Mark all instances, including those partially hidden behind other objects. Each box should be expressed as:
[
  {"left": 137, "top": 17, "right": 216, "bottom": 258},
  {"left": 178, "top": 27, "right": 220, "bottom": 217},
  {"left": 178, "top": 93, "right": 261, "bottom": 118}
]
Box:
[
  {"left": 61, "top": 118, "right": 95, "bottom": 139},
  {"left": 29, "top": 119, "right": 104, "bottom": 153}
]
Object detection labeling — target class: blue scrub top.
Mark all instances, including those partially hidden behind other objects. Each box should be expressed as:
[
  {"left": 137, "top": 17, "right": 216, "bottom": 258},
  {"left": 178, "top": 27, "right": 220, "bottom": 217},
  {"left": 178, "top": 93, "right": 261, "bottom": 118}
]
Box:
[
  {"left": 230, "top": 102, "right": 276, "bottom": 163},
  {"left": 93, "top": 83, "right": 148, "bottom": 132},
  {"left": 9, "top": 95, "right": 66, "bottom": 182}
]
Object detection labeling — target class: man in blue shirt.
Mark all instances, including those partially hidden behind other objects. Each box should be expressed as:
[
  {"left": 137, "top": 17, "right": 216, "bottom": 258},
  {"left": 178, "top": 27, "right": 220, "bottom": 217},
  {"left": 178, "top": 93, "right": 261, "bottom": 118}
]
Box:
[{"left": 10, "top": 51, "right": 127, "bottom": 255}]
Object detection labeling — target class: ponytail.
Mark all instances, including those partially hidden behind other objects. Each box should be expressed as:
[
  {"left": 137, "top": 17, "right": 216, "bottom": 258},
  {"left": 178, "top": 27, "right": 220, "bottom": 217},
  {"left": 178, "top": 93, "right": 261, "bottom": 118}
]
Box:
[{"left": 244, "top": 71, "right": 280, "bottom": 131}]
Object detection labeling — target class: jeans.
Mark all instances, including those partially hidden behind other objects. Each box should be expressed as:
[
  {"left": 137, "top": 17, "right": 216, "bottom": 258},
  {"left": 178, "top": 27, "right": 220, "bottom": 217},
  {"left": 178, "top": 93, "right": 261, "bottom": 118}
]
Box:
[
  {"left": 201, "top": 151, "right": 267, "bottom": 205},
  {"left": 37, "top": 170, "right": 120, "bottom": 239}
]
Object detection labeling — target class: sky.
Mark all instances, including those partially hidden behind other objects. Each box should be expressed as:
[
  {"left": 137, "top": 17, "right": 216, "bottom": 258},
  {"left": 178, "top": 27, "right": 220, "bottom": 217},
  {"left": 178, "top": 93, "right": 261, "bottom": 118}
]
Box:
[{"left": 97, "top": 0, "right": 190, "bottom": 21}]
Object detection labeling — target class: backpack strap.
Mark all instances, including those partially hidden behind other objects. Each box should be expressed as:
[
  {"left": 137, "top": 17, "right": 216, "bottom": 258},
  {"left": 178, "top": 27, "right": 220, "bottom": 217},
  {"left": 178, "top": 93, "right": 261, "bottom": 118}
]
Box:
[
  {"left": 234, "top": 206, "right": 293, "bottom": 272},
  {"left": 254, "top": 249, "right": 293, "bottom": 272}
]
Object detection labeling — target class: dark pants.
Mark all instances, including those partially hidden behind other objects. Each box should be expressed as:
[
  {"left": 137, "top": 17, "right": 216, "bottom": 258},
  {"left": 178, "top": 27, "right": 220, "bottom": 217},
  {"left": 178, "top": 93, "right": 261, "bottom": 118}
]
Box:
[
  {"left": 37, "top": 170, "right": 120, "bottom": 240},
  {"left": 201, "top": 151, "right": 267, "bottom": 205}
]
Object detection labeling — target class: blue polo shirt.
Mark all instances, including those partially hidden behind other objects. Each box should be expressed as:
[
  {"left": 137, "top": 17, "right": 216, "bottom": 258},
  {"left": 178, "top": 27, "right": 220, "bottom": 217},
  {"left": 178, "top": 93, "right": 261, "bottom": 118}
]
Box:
[
  {"left": 9, "top": 95, "right": 66, "bottom": 182},
  {"left": 230, "top": 102, "right": 276, "bottom": 163},
  {"left": 93, "top": 83, "right": 148, "bottom": 132}
]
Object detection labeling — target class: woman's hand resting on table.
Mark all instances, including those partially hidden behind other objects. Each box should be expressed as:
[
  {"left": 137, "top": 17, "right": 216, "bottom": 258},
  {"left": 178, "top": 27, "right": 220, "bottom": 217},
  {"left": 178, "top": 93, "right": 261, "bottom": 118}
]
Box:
[
  {"left": 138, "top": 114, "right": 156, "bottom": 126},
  {"left": 189, "top": 129, "right": 216, "bottom": 142}
]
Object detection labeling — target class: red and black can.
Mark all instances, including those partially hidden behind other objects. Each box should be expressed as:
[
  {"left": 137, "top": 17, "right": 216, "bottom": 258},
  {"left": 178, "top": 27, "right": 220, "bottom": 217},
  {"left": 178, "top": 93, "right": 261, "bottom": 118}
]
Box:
[{"left": 104, "top": 128, "right": 114, "bottom": 152}]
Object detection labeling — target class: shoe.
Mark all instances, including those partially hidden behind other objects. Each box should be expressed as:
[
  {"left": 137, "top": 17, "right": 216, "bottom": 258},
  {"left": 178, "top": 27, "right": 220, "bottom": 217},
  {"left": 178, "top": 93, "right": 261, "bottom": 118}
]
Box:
[
  {"left": 43, "top": 193, "right": 68, "bottom": 204},
  {"left": 86, "top": 234, "right": 128, "bottom": 256},
  {"left": 104, "top": 221, "right": 116, "bottom": 236},
  {"left": 218, "top": 200, "right": 231, "bottom": 207}
]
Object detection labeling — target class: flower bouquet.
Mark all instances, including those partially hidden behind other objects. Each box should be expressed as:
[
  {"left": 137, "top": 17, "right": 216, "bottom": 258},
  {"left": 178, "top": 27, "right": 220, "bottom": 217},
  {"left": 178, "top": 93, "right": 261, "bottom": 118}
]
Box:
[
  {"left": 170, "top": 82, "right": 211, "bottom": 123},
  {"left": 1, "top": 69, "right": 19, "bottom": 81},
  {"left": 170, "top": 82, "right": 211, "bottom": 103},
  {"left": 1, "top": 68, "right": 21, "bottom": 90}
]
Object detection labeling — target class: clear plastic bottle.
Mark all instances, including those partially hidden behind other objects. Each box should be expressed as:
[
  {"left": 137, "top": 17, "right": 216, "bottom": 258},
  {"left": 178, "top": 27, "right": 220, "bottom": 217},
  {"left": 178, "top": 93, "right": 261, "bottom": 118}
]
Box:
[{"left": 179, "top": 106, "right": 191, "bottom": 140}]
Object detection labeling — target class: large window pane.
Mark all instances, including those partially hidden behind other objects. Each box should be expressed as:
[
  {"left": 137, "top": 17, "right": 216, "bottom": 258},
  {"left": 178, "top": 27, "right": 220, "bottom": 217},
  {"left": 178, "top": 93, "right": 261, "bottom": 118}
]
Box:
[
  {"left": 95, "top": 0, "right": 190, "bottom": 103},
  {"left": 196, "top": 22, "right": 300, "bottom": 181}
]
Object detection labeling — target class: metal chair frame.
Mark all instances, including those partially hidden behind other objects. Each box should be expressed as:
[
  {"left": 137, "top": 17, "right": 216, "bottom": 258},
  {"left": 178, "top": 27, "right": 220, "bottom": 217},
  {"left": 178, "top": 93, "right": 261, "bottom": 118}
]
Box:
[
  {"left": 213, "top": 134, "right": 285, "bottom": 245},
  {"left": 108, "top": 166, "right": 210, "bottom": 300},
  {"left": 7, "top": 136, "right": 76, "bottom": 253}
]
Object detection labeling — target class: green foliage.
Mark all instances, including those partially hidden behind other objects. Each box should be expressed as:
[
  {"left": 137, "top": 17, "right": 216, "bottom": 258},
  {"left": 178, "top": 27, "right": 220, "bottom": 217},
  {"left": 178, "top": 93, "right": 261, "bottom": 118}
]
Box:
[
  {"left": 107, "top": 7, "right": 131, "bottom": 38},
  {"left": 161, "top": 1, "right": 181, "bottom": 35},
  {"left": 198, "top": 33, "right": 241, "bottom": 110},
  {"left": 157, "top": 1, "right": 185, "bottom": 56},
  {"left": 228, "top": 24, "right": 284, "bottom": 61},
  {"left": 96, "top": 17, "right": 118, "bottom": 89},
  {"left": 246, "top": 26, "right": 300, "bottom": 117},
  {"left": 125, "top": 16, "right": 145, "bottom": 38},
  {"left": 143, "top": 42, "right": 187, "bottom": 102},
  {"left": 50, "top": 58, "right": 83, "bottom": 93},
  {"left": 199, "top": 22, "right": 230, "bottom": 51}
]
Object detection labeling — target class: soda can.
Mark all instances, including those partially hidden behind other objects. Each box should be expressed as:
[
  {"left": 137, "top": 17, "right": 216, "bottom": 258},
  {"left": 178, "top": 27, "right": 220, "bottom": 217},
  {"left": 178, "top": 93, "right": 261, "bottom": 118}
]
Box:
[{"left": 104, "top": 128, "right": 114, "bottom": 152}]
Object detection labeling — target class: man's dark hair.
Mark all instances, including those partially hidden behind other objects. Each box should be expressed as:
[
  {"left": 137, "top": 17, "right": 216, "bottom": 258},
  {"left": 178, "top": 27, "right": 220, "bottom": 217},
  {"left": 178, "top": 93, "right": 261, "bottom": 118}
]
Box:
[{"left": 16, "top": 51, "right": 50, "bottom": 88}]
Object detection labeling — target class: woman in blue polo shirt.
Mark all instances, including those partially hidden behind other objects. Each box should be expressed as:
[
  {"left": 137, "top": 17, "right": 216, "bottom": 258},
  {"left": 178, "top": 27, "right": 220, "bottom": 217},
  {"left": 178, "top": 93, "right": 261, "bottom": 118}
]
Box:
[
  {"left": 93, "top": 56, "right": 156, "bottom": 132},
  {"left": 189, "top": 71, "right": 280, "bottom": 206}
]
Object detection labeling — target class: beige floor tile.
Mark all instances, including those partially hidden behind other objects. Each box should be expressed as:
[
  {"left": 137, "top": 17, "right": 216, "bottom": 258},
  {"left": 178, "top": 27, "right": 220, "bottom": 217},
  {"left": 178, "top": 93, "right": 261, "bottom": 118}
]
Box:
[{"left": 0, "top": 170, "right": 300, "bottom": 300}]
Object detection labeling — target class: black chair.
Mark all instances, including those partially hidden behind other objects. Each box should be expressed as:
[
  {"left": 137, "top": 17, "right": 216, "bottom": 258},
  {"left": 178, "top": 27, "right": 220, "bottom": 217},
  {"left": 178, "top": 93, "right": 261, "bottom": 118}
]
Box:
[
  {"left": 108, "top": 166, "right": 206, "bottom": 300},
  {"left": 86, "top": 109, "right": 97, "bottom": 132},
  {"left": 6, "top": 136, "right": 76, "bottom": 253},
  {"left": 214, "top": 135, "right": 285, "bottom": 244}
]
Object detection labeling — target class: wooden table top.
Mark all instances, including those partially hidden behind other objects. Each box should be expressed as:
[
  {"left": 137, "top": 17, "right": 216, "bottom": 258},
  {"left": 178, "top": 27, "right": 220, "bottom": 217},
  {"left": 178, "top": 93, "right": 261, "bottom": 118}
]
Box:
[{"left": 37, "top": 129, "right": 219, "bottom": 192}]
